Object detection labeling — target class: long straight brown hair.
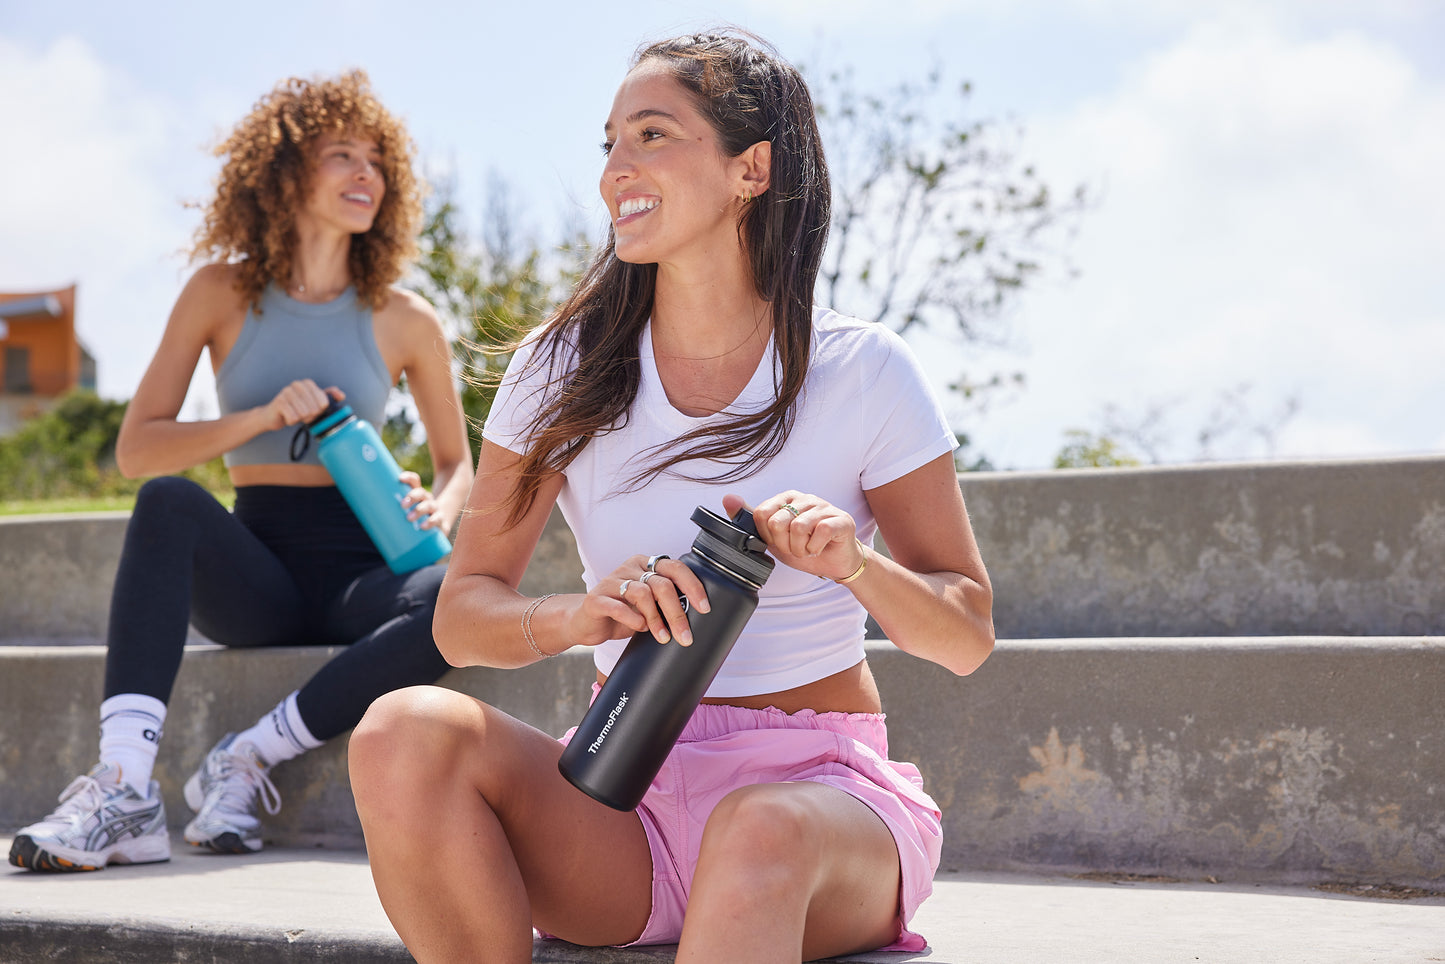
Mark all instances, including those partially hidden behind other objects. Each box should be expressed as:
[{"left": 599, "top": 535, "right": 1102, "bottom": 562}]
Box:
[{"left": 499, "top": 32, "right": 831, "bottom": 527}]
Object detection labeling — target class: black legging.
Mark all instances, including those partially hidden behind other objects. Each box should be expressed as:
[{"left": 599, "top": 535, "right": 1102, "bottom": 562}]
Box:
[{"left": 104, "top": 477, "right": 451, "bottom": 741}]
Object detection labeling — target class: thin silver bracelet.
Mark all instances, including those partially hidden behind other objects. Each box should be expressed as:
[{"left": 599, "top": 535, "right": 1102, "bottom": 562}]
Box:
[{"left": 522, "top": 593, "right": 558, "bottom": 659}]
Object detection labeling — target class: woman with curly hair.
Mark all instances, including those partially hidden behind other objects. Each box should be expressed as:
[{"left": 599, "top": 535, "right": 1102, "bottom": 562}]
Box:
[
  {"left": 349, "top": 33, "right": 992, "bottom": 962},
  {"left": 9, "top": 70, "right": 472, "bottom": 872}
]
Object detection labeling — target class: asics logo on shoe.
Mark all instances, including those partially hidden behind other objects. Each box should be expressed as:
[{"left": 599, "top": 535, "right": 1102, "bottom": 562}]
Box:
[{"left": 88, "top": 804, "right": 162, "bottom": 850}]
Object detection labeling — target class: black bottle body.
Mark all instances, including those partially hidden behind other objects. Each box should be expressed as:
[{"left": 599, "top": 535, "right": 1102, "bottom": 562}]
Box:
[{"left": 558, "top": 508, "right": 772, "bottom": 811}]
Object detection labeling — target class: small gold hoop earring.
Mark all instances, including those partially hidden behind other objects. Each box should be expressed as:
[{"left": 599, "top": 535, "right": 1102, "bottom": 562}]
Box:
[{"left": 742, "top": 189, "right": 753, "bottom": 203}]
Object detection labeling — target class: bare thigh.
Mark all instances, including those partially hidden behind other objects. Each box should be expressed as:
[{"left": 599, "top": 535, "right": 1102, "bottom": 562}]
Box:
[{"left": 351, "top": 685, "right": 655, "bottom": 947}]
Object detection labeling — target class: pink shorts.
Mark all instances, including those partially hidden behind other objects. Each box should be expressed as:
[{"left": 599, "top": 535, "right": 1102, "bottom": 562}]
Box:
[{"left": 548, "top": 690, "right": 943, "bottom": 952}]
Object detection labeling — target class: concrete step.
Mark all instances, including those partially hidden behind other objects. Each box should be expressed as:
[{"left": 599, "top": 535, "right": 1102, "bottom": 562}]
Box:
[
  {"left": 9, "top": 457, "right": 1445, "bottom": 642},
  {"left": 4, "top": 638, "right": 1443, "bottom": 887},
  {"left": 4, "top": 833, "right": 1443, "bottom": 963}
]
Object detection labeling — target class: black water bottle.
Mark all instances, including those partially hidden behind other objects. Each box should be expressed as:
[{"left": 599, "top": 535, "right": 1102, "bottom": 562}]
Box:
[{"left": 558, "top": 506, "right": 776, "bottom": 811}]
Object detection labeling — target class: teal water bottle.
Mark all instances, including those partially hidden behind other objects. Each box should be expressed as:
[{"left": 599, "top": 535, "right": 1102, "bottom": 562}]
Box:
[{"left": 291, "top": 400, "right": 451, "bottom": 574}]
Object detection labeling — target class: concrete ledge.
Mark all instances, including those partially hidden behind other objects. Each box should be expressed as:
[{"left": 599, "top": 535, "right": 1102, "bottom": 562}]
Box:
[
  {"left": 8, "top": 455, "right": 1444, "bottom": 641},
  {"left": 0, "top": 918, "right": 410, "bottom": 964},
  {"left": 0, "top": 642, "right": 600, "bottom": 853},
  {"left": 960, "top": 455, "right": 1445, "bottom": 637},
  {"left": 4, "top": 458, "right": 1442, "bottom": 893},
  {"left": 5, "top": 842, "right": 1443, "bottom": 964},
  {"left": 0, "top": 507, "right": 588, "bottom": 642},
  {"left": 0, "top": 511, "right": 129, "bottom": 642},
  {"left": 919, "top": 636, "right": 1445, "bottom": 885},
  {"left": 3, "top": 638, "right": 1440, "bottom": 886}
]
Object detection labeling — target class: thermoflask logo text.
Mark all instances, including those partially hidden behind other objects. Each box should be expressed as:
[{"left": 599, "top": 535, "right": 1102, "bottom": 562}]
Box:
[{"left": 587, "top": 692, "right": 629, "bottom": 754}]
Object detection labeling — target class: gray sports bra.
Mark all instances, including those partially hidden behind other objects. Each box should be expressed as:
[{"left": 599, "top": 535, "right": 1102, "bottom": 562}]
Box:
[{"left": 216, "top": 284, "right": 392, "bottom": 467}]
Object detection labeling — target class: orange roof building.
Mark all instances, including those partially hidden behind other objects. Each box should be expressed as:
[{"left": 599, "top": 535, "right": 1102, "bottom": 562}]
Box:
[{"left": 0, "top": 286, "right": 97, "bottom": 435}]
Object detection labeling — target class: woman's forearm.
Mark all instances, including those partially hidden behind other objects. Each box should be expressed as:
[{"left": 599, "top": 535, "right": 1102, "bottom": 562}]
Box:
[
  {"left": 115, "top": 407, "right": 275, "bottom": 478},
  {"left": 434, "top": 572, "right": 580, "bottom": 669},
  {"left": 845, "top": 546, "right": 995, "bottom": 677},
  {"left": 427, "top": 457, "right": 474, "bottom": 535}
]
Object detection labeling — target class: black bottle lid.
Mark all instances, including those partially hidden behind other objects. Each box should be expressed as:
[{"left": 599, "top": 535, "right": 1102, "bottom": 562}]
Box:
[
  {"left": 289, "top": 397, "right": 354, "bottom": 461},
  {"left": 306, "top": 398, "right": 354, "bottom": 434},
  {"left": 689, "top": 506, "right": 775, "bottom": 588}
]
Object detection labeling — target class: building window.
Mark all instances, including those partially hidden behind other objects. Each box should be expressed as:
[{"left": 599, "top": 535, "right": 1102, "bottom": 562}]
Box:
[
  {"left": 4, "top": 346, "right": 32, "bottom": 394},
  {"left": 80, "top": 345, "right": 97, "bottom": 393}
]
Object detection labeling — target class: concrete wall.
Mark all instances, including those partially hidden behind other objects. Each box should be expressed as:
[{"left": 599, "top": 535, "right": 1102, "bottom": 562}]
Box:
[
  {"left": 887, "top": 637, "right": 1444, "bottom": 885},
  {"left": 958, "top": 455, "right": 1445, "bottom": 638},
  {"left": 2, "top": 639, "right": 1439, "bottom": 886},
  {"left": 0, "top": 512, "right": 129, "bottom": 642},
  {"left": 3, "top": 456, "right": 1443, "bottom": 885},
  {"left": 0, "top": 508, "right": 588, "bottom": 643},
  {"left": 7, "top": 455, "right": 1443, "bottom": 641}
]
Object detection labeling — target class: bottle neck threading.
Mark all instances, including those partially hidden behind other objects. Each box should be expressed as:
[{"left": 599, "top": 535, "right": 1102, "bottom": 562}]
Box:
[
  {"left": 312, "top": 415, "right": 356, "bottom": 441},
  {"left": 691, "top": 542, "right": 765, "bottom": 590}
]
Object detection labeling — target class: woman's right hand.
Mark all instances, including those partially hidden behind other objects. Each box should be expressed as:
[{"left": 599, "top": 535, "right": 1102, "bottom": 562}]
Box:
[
  {"left": 565, "top": 555, "right": 710, "bottom": 648},
  {"left": 263, "top": 380, "right": 344, "bottom": 431}
]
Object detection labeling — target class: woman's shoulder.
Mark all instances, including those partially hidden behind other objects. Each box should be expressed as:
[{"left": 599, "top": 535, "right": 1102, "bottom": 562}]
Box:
[
  {"left": 182, "top": 262, "right": 247, "bottom": 303},
  {"left": 809, "top": 306, "right": 911, "bottom": 363},
  {"left": 378, "top": 285, "right": 440, "bottom": 320},
  {"left": 171, "top": 263, "right": 250, "bottom": 335},
  {"left": 375, "top": 285, "right": 446, "bottom": 335}
]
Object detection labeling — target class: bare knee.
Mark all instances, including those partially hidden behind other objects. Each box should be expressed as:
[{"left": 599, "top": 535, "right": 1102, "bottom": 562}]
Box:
[
  {"left": 349, "top": 686, "right": 485, "bottom": 809},
  {"left": 697, "top": 785, "right": 824, "bottom": 897},
  {"left": 353, "top": 686, "right": 456, "bottom": 760}
]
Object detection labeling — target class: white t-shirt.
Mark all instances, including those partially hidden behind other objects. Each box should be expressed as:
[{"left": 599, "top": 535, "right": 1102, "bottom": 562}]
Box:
[{"left": 486, "top": 307, "right": 957, "bottom": 697}]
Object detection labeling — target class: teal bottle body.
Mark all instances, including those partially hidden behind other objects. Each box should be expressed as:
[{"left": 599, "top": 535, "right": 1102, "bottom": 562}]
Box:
[
  {"left": 557, "top": 507, "right": 775, "bottom": 811},
  {"left": 304, "top": 404, "right": 452, "bottom": 574}
]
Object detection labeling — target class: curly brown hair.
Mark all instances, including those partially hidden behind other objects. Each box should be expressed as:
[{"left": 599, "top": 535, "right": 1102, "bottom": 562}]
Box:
[{"left": 188, "top": 70, "right": 423, "bottom": 310}]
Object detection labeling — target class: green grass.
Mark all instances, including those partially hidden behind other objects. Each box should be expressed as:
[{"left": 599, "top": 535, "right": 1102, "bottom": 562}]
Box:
[
  {"left": 0, "top": 489, "right": 237, "bottom": 517},
  {"left": 0, "top": 495, "right": 139, "bottom": 516}
]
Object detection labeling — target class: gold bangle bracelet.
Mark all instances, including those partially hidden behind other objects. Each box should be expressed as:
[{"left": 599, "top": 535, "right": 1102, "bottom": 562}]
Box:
[
  {"left": 834, "top": 539, "right": 869, "bottom": 585},
  {"left": 522, "top": 593, "right": 558, "bottom": 659}
]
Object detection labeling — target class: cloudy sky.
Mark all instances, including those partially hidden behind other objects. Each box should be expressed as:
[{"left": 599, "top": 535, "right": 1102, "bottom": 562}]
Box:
[{"left": 1, "top": 0, "right": 1441, "bottom": 469}]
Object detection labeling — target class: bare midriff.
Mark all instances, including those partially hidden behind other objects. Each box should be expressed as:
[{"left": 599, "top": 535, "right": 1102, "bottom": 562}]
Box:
[
  {"left": 228, "top": 464, "right": 337, "bottom": 488},
  {"left": 597, "top": 657, "right": 882, "bottom": 716}
]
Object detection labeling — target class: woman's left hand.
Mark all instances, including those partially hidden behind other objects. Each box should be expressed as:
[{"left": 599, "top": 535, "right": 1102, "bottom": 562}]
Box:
[
  {"left": 722, "top": 491, "right": 867, "bottom": 584},
  {"left": 399, "top": 471, "right": 451, "bottom": 532}
]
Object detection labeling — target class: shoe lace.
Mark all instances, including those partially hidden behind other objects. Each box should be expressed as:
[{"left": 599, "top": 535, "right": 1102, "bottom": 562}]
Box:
[
  {"left": 207, "top": 749, "right": 282, "bottom": 817},
  {"left": 48, "top": 773, "right": 107, "bottom": 823}
]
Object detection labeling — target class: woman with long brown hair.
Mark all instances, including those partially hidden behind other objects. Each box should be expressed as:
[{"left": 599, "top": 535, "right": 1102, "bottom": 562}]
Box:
[
  {"left": 10, "top": 71, "right": 471, "bottom": 872},
  {"left": 350, "top": 33, "right": 993, "bottom": 963}
]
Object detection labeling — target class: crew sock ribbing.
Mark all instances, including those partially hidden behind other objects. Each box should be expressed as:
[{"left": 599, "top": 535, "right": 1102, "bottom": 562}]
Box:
[
  {"left": 98, "top": 693, "right": 167, "bottom": 793},
  {"left": 231, "top": 690, "right": 323, "bottom": 767}
]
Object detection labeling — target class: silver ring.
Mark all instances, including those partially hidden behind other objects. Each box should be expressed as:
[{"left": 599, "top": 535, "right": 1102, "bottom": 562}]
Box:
[
  {"left": 618, "top": 579, "right": 632, "bottom": 598},
  {"left": 782, "top": 503, "right": 801, "bottom": 518},
  {"left": 646, "top": 554, "right": 668, "bottom": 572},
  {"left": 640, "top": 571, "right": 659, "bottom": 586}
]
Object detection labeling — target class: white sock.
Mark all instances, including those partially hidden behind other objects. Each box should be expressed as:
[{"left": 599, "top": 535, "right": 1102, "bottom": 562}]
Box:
[
  {"left": 98, "top": 694, "right": 166, "bottom": 793},
  {"left": 231, "top": 691, "right": 323, "bottom": 767}
]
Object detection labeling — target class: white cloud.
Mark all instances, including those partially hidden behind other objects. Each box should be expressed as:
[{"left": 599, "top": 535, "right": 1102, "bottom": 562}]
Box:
[
  {"left": 962, "top": 14, "right": 1445, "bottom": 467},
  {"left": 0, "top": 34, "right": 205, "bottom": 407}
]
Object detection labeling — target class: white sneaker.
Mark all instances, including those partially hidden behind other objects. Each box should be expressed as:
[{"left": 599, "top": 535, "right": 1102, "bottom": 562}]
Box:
[
  {"left": 8, "top": 762, "right": 170, "bottom": 872},
  {"left": 182, "top": 733, "right": 281, "bottom": 854}
]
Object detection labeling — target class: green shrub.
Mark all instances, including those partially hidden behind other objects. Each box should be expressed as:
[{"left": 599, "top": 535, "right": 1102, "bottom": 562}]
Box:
[{"left": 0, "top": 391, "right": 231, "bottom": 503}]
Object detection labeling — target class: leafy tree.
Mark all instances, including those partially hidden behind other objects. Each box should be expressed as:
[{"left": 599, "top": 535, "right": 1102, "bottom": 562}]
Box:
[
  {"left": 1195, "top": 383, "right": 1301, "bottom": 462},
  {"left": 1055, "top": 384, "right": 1302, "bottom": 468},
  {"left": 0, "top": 391, "right": 126, "bottom": 499},
  {"left": 394, "top": 176, "right": 587, "bottom": 485},
  {"left": 812, "top": 65, "right": 1087, "bottom": 410},
  {"left": 1052, "top": 429, "right": 1142, "bottom": 469},
  {"left": 0, "top": 391, "right": 229, "bottom": 501}
]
